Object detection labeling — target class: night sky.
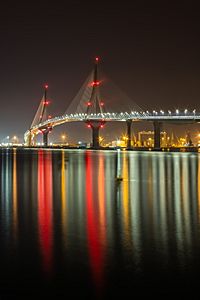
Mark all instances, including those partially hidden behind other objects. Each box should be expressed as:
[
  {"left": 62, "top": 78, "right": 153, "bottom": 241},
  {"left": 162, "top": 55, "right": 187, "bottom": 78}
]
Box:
[{"left": 0, "top": 1, "right": 200, "bottom": 141}]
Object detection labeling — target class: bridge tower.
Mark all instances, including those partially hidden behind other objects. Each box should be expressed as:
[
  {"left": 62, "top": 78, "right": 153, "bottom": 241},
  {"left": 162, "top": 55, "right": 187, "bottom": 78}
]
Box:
[
  {"left": 29, "top": 84, "right": 52, "bottom": 147},
  {"left": 86, "top": 57, "right": 105, "bottom": 149},
  {"left": 39, "top": 85, "right": 52, "bottom": 147}
]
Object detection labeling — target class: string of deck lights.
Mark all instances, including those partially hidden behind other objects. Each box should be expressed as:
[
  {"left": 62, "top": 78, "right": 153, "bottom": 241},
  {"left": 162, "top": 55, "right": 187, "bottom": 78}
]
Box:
[{"left": 26, "top": 108, "right": 200, "bottom": 137}]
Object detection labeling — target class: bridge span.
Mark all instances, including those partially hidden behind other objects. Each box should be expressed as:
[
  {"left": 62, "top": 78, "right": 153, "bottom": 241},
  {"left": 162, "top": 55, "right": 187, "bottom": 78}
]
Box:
[
  {"left": 24, "top": 58, "right": 200, "bottom": 149},
  {"left": 24, "top": 110, "right": 200, "bottom": 149}
]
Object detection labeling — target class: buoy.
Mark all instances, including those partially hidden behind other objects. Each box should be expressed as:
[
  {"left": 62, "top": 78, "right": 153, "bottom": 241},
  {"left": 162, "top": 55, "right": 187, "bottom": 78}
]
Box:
[{"left": 116, "top": 176, "right": 123, "bottom": 182}]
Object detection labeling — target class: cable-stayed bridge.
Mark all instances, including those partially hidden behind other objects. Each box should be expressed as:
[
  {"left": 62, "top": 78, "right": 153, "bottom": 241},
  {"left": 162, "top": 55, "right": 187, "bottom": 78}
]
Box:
[{"left": 24, "top": 58, "right": 200, "bottom": 149}]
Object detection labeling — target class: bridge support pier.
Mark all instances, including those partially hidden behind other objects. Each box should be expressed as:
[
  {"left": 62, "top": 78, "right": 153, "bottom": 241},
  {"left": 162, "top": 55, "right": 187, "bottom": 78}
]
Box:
[
  {"left": 153, "top": 121, "right": 162, "bottom": 149},
  {"left": 126, "top": 120, "right": 132, "bottom": 149},
  {"left": 43, "top": 131, "right": 49, "bottom": 147},
  {"left": 41, "top": 127, "right": 52, "bottom": 147},
  {"left": 87, "top": 121, "right": 105, "bottom": 149},
  {"left": 92, "top": 126, "right": 100, "bottom": 149},
  {"left": 26, "top": 130, "right": 35, "bottom": 147}
]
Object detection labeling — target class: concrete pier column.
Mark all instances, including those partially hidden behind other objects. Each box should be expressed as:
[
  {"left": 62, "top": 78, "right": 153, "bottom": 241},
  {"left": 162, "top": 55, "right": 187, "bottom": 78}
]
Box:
[
  {"left": 153, "top": 121, "right": 162, "bottom": 149},
  {"left": 126, "top": 120, "right": 132, "bottom": 149},
  {"left": 87, "top": 121, "right": 105, "bottom": 149},
  {"left": 92, "top": 126, "right": 100, "bottom": 149},
  {"left": 26, "top": 130, "right": 35, "bottom": 147},
  {"left": 43, "top": 131, "right": 49, "bottom": 147},
  {"left": 41, "top": 127, "right": 52, "bottom": 147}
]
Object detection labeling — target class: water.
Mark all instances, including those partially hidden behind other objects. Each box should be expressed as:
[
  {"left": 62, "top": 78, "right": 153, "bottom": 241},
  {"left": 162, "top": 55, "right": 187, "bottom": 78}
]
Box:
[{"left": 0, "top": 148, "right": 200, "bottom": 298}]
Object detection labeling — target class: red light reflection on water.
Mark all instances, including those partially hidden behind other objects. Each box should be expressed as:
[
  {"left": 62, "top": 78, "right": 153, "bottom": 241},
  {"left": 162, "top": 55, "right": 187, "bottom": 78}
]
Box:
[
  {"left": 85, "top": 152, "right": 105, "bottom": 292},
  {"left": 38, "top": 150, "right": 53, "bottom": 274}
]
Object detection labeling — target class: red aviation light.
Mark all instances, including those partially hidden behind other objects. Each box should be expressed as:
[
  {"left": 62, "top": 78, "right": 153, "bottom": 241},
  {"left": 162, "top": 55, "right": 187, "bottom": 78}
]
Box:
[
  {"left": 95, "top": 57, "right": 99, "bottom": 62},
  {"left": 43, "top": 100, "right": 50, "bottom": 105},
  {"left": 91, "top": 81, "right": 100, "bottom": 87},
  {"left": 44, "top": 84, "right": 49, "bottom": 89}
]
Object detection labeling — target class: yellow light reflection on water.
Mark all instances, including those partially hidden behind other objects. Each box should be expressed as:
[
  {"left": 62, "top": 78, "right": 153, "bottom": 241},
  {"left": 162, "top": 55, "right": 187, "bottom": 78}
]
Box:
[
  {"left": 98, "top": 154, "right": 106, "bottom": 244},
  {"left": 198, "top": 155, "right": 200, "bottom": 219},
  {"left": 122, "top": 153, "right": 131, "bottom": 247},
  {"left": 129, "top": 153, "right": 141, "bottom": 264},
  {"left": 13, "top": 148, "right": 18, "bottom": 240}
]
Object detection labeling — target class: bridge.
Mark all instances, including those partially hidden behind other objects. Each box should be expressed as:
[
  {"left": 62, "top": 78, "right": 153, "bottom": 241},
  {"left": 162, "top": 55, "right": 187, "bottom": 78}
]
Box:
[{"left": 24, "top": 58, "right": 200, "bottom": 149}]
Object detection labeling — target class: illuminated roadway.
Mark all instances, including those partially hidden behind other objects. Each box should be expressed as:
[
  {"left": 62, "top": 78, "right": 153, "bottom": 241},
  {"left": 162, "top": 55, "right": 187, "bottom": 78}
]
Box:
[{"left": 24, "top": 109, "right": 200, "bottom": 146}]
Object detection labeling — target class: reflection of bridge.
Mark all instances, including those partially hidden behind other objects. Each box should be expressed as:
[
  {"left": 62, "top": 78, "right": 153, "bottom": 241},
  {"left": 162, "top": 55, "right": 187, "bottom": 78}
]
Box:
[{"left": 24, "top": 58, "right": 200, "bottom": 149}]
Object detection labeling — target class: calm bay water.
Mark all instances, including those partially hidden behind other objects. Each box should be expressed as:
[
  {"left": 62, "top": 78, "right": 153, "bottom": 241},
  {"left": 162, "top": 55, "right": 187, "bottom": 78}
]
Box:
[{"left": 0, "top": 149, "right": 200, "bottom": 298}]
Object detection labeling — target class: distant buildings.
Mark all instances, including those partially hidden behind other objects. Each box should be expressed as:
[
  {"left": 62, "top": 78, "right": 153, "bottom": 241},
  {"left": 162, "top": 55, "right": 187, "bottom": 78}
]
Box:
[{"left": 109, "top": 130, "right": 195, "bottom": 148}]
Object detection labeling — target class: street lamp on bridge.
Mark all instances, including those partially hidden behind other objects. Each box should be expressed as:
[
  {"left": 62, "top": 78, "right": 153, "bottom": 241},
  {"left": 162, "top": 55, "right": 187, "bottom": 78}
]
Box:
[{"left": 61, "top": 134, "right": 67, "bottom": 144}]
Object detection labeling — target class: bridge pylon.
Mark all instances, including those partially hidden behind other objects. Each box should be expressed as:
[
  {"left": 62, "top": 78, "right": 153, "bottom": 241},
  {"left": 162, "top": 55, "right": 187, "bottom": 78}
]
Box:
[
  {"left": 86, "top": 57, "right": 106, "bottom": 149},
  {"left": 27, "top": 84, "right": 52, "bottom": 146}
]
